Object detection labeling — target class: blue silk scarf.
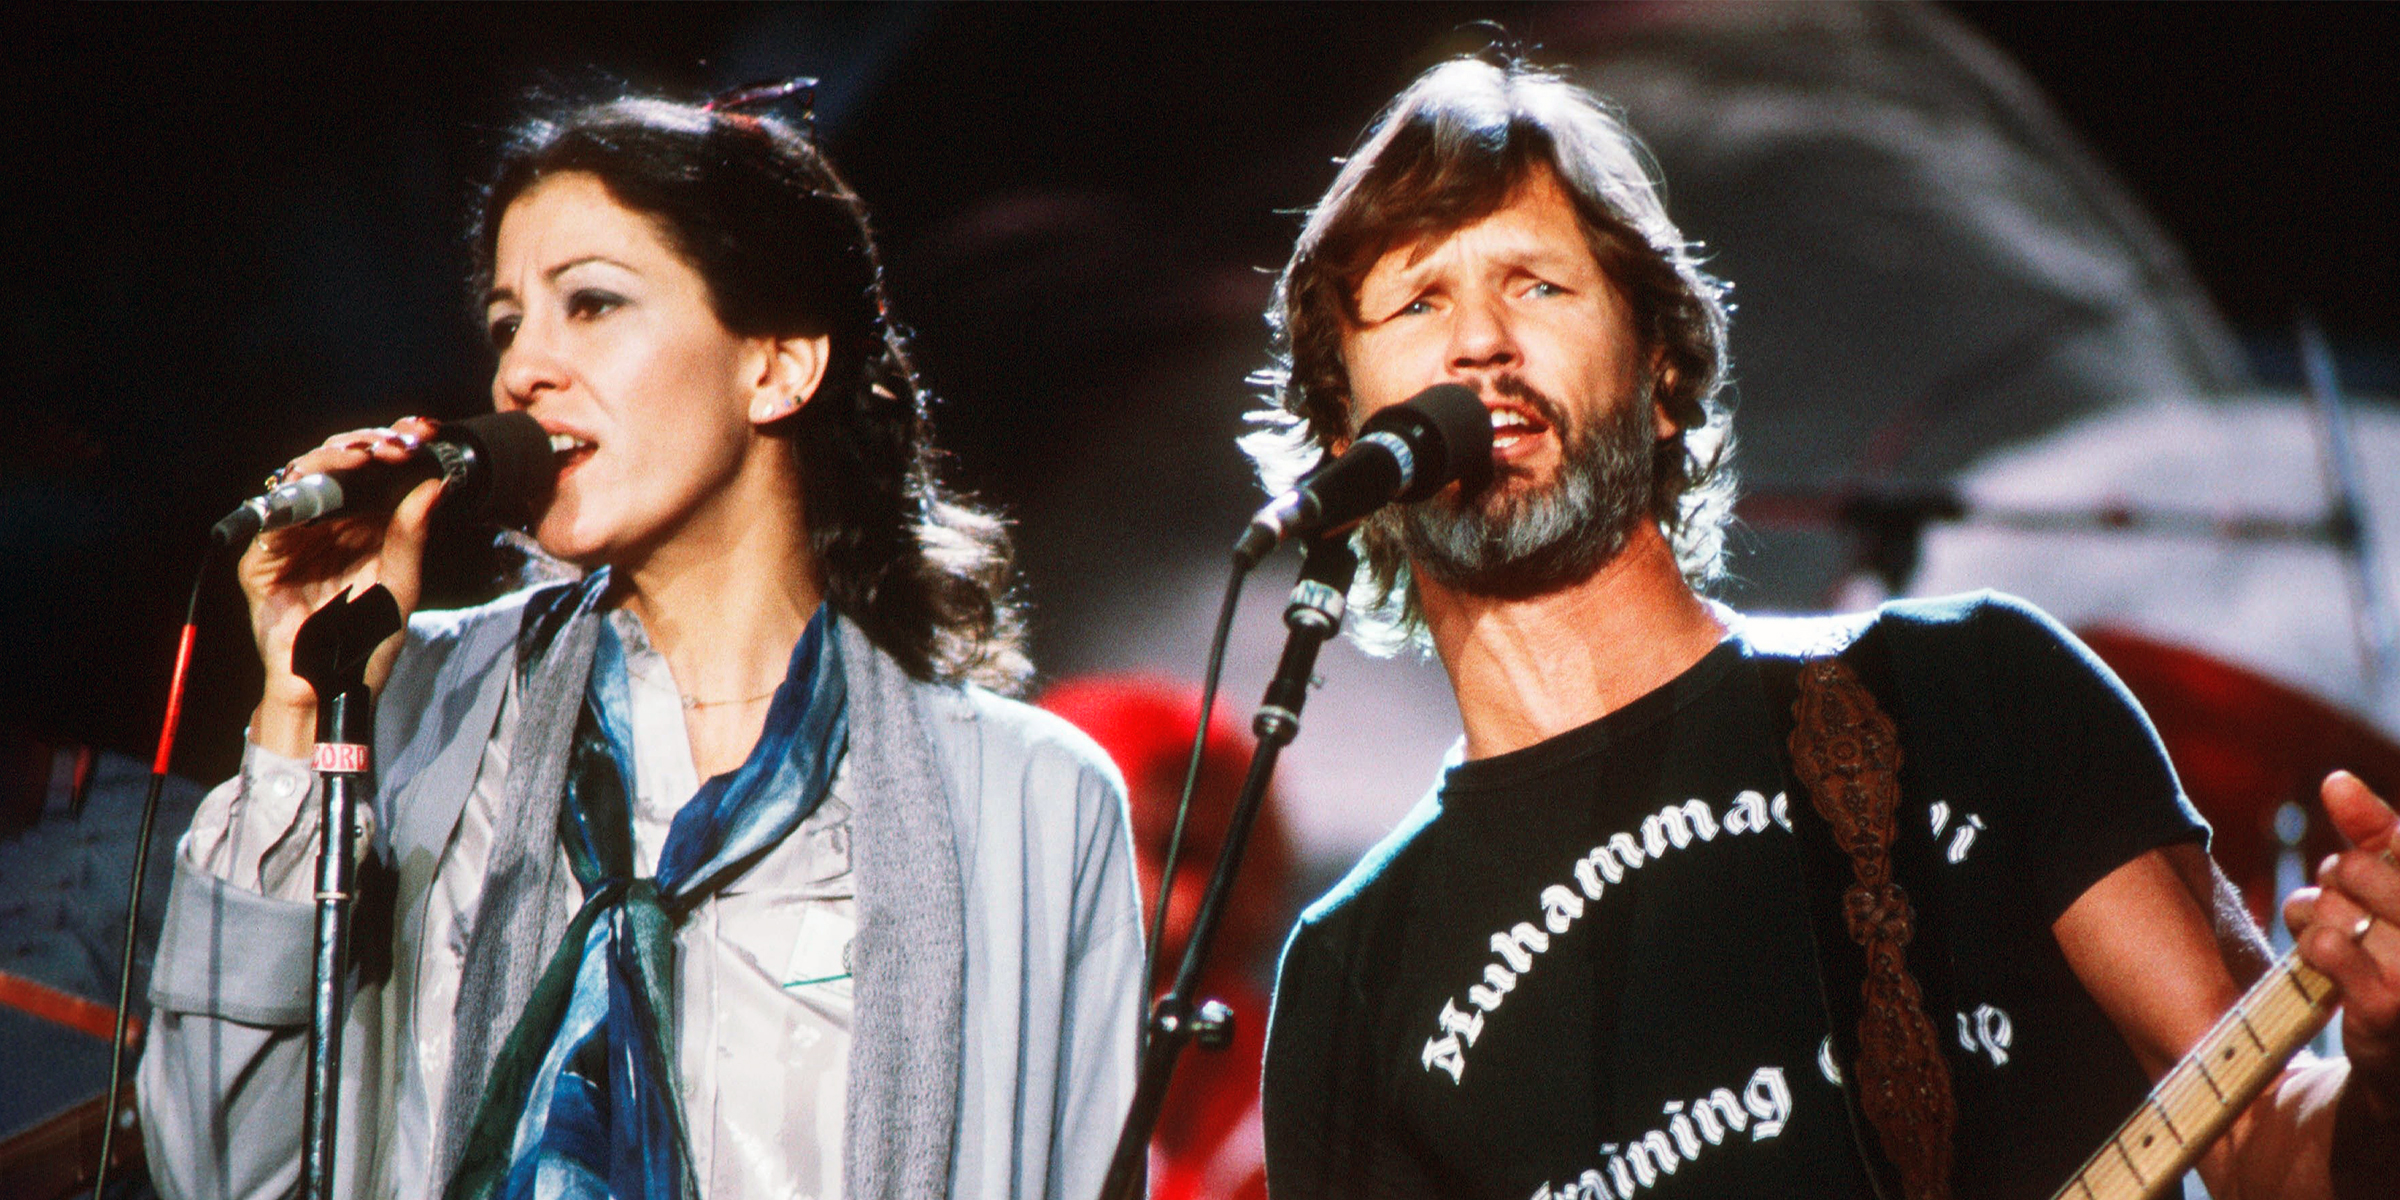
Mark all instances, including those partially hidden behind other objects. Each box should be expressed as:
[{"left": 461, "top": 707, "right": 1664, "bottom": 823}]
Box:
[{"left": 444, "top": 603, "right": 849, "bottom": 1200}]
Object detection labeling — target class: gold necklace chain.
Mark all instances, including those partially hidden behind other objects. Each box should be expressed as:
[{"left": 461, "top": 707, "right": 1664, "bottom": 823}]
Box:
[{"left": 679, "top": 686, "right": 779, "bottom": 711}]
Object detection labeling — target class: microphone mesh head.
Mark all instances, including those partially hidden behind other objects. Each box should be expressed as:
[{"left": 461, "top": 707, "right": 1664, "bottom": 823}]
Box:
[
  {"left": 443, "top": 411, "right": 554, "bottom": 527},
  {"left": 1377, "top": 383, "right": 1491, "bottom": 501}
]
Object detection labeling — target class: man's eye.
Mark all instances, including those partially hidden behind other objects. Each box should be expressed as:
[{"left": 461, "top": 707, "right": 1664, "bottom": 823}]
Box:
[
  {"left": 567, "top": 289, "right": 623, "bottom": 320},
  {"left": 1396, "top": 298, "right": 1435, "bottom": 317},
  {"left": 1527, "top": 281, "right": 1567, "bottom": 298},
  {"left": 486, "top": 314, "right": 520, "bottom": 350}
]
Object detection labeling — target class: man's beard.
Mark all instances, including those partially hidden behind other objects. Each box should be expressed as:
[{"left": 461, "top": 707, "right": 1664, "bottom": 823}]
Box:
[{"left": 1362, "top": 376, "right": 1656, "bottom": 598}]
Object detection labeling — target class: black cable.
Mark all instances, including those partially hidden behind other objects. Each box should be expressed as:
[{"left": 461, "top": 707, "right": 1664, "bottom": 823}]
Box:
[
  {"left": 1140, "top": 555, "right": 1249, "bottom": 1007},
  {"left": 92, "top": 552, "right": 210, "bottom": 1199}
]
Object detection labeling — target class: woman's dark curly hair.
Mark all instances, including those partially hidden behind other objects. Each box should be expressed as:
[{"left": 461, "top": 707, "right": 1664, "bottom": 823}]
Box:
[
  {"left": 1246, "top": 57, "right": 1735, "bottom": 650},
  {"left": 472, "top": 95, "right": 1028, "bottom": 691}
]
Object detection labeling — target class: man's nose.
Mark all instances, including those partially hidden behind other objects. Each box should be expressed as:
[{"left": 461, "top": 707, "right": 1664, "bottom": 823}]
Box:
[{"left": 1446, "top": 293, "right": 1518, "bottom": 372}]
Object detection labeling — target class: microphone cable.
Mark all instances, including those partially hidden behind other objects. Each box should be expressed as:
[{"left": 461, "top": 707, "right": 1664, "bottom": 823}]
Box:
[
  {"left": 90, "top": 550, "right": 211, "bottom": 1199},
  {"left": 1139, "top": 556, "right": 1248, "bottom": 1006}
]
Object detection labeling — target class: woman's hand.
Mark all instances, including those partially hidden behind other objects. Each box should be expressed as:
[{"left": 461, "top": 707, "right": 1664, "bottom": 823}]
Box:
[{"left": 239, "top": 416, "right": 443, "bottom": 756}]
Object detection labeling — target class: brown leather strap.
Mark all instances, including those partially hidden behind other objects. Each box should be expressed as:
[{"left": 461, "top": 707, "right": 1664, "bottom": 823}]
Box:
[{"left": 1788, "top": 656, "right": 1956, "bottom": 1200}]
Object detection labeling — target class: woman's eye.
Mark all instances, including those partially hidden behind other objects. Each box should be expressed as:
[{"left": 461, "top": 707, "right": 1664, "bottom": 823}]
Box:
[
  {"left": 1396, "top": 298, "right": 1435, "bottom": 317},
  {"left": 1527, "top": 281, "right": 1567, "bottom": 298},
  {"left": 566, "top": 289, "right": 623, "bottom": 320},
  {"left": 486, "top": 314, "right": 520, "bottom": 350}
]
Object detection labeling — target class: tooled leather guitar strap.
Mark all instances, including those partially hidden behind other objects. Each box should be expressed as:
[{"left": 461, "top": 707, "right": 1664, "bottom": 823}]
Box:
[
  {"left": 1743, "top": 617, "right": 1961, "bottom": 1200},
  {"left": 1787, "top": 653, "right": 1956, "bottom": 1200}
]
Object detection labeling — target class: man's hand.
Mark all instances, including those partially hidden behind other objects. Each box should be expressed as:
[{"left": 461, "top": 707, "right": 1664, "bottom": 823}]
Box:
[
  {"left": 2284, "top": 773, "right": 2400, "bottom": 1090},
  {"left": 2282, "top": 770, "right": 2400, "bottom": 1193}
]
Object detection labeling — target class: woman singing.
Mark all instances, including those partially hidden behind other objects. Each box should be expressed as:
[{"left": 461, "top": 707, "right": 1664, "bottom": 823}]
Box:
[{"left": 138, "top": 88, "right": 1142, "bottom": 1200}]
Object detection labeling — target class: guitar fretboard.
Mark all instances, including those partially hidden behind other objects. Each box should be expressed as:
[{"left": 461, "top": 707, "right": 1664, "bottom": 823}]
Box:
[{"left": 2051, "top": 948, "right": 2337, "bottom": 1200}]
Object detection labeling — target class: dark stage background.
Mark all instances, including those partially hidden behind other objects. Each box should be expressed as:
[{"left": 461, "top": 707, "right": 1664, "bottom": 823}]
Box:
[{"left": 5, "top": 1, "right": 2395, "bottom": 846}]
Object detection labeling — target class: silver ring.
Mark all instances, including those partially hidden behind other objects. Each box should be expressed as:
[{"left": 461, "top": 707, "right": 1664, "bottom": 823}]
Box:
[{"left": 2352, "top": 914, "right": 2377, "bottom": 944}]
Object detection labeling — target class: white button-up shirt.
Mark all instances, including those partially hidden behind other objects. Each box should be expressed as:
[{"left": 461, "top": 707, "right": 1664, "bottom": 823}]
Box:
[{"left": 185, "top": 612, "right": 855, "bottom": 1199}]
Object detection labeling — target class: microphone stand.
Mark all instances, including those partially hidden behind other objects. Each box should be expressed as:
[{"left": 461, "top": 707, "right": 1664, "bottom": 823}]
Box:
[
  {"left": 288, "top": 585, "right": 403, "bottom": 1200},
  {"left": 2298, "top": 314, "right": 2398, "bottom": 718},
  {"left": 1096, "top": 535, "right": 1359, "bottom": 1200}
]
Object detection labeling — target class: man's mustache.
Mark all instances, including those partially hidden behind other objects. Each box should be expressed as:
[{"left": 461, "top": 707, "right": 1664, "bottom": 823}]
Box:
[{"left": 1487, "top": 375, "right": 1572, "bottom": 442}]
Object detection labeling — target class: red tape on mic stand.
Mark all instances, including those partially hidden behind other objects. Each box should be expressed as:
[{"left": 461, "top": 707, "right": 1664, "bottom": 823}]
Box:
[{"left": 90, "top": 554, "right": 209, "bottom": 1199}]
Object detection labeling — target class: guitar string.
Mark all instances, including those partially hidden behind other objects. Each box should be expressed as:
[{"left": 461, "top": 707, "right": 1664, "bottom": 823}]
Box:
[{"left": 2066, "top": 952, "right": 2331, "bottom": 1196}]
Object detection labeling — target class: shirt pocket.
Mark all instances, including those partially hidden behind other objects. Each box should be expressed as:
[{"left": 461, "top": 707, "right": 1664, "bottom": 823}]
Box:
[{"left": 709, "top": 791, "right": 857, "bottom": 998}]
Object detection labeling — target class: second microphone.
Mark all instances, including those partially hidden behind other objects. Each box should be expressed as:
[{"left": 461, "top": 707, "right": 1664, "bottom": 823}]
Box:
[{"left": 1234, "top": 382, "right": 1492, "bottom": 567}]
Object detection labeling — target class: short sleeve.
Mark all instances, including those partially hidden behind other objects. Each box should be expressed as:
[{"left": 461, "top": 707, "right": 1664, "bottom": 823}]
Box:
[{"left": 1965, "top": 595, "right": 2208, "bottom": 921}]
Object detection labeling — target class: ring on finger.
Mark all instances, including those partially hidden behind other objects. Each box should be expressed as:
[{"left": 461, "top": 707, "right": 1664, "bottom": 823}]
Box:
[{"left": 2352, "top": 914, "right": 2377, "bottom": 944}]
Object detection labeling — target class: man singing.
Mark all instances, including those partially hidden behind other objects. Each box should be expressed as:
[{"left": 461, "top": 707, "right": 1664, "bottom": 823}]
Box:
[{"left": 1252, "top": 56, "right": 2399, "bottom": 1200}]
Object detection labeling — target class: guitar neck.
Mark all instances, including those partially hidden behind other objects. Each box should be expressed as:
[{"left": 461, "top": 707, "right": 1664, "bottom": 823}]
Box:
[{"left": 2051, "top": 947, "right": 2338, "bottom": 1200}]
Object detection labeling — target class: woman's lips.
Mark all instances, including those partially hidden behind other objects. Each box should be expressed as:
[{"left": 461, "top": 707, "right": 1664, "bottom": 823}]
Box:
[{"left": 544, "top": 431, "right": 597, "bottom": 481}]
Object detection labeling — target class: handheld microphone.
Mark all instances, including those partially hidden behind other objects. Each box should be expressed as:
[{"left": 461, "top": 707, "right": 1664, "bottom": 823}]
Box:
[
  {"left": 210, "top": 411, "right": 556, "bottom": 548},
  {"left": 1234, "top": 383, "right": 1492, "bottom": 567}
]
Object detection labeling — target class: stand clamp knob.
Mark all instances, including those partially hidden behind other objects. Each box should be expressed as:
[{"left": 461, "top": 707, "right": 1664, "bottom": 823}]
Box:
[{"left": 1192, "top": 999, "right": 1236, "bottom": 1052}]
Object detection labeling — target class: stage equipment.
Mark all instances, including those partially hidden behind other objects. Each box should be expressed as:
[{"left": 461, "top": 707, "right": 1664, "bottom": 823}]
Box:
[
  {"left": 2074, "top": 628, "right": 2400, "bottom": 931},
  {"left": 1098, "top": 534, "right": 1361, "bottom": 1200},
  {"left": 83, "top": 549, "right": 213, "bottom": 1200},
  {"left": 286, "top": 585, "right": 403, "bottom": 1200}
]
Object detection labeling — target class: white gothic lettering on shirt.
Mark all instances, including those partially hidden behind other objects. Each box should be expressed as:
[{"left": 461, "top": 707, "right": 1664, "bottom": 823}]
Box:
[
  {"left": 1954, "top": 1002, "right": 2014, "bottom": 1067},
  {"left": 1927, "top": 799, "right": 1988, "bottom": 864},
  {"left": 1418, "top": 791, "right": 1791, "bottom": 1084},
  {"left": 1526, "top": 1066, "right": 1794, "bottom": 1199}
]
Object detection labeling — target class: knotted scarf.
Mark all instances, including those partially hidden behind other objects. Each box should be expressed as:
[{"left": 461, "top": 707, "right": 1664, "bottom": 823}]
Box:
[{"left": 441, "top": 589, "right": 848, "bottom": 1200}]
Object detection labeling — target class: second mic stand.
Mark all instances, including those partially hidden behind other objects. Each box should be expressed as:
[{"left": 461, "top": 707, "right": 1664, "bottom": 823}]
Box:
[
  {"left": 289, "top": 584, "right": 403, "bottom": 1200},
  {"left": 1095, "top": 535, "right": 1359, "bottom": 1200}
]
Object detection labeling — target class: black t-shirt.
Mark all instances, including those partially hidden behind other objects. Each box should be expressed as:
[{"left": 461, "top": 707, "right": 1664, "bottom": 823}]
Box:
[{"left": 1263, "top": 594, "right": 2208, "bottom": 1200}]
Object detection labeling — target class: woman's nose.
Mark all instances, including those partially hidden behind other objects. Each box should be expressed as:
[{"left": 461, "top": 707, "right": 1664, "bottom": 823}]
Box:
[{"left": 492, "top": 332, "right": 567, "bottom": 411}]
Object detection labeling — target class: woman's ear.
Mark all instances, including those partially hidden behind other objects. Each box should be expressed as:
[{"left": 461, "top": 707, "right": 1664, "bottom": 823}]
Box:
[{"left": 749, "top": 332, "right": 833, "bottom": 426}]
